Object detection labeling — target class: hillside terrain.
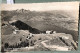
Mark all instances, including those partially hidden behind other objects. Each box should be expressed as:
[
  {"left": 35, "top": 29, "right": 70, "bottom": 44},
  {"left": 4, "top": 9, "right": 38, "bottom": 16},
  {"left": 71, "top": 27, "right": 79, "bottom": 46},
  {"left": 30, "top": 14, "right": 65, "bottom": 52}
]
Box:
[{"left": 1, "top": 9, "right": 78, "bottom": 52}]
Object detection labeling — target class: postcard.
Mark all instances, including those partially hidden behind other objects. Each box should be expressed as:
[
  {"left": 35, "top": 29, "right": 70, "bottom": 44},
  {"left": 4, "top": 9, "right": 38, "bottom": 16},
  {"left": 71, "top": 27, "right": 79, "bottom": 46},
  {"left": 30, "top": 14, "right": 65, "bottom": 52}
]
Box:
[{"left": 1, "top": 2, "right": 79, "bottom": 52}]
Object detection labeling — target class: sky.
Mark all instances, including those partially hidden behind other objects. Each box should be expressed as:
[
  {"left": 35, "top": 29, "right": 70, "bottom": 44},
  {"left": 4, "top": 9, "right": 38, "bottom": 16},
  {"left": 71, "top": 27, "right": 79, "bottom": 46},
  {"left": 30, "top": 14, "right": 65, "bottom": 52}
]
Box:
[{"left": 1, "top": 2, "right": 79, "bottom": 11}]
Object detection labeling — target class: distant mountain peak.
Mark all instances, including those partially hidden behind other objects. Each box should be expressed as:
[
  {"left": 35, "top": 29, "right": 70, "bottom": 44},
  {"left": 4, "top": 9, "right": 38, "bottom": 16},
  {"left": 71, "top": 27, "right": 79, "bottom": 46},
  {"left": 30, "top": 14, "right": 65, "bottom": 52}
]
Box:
[{"left": 15, "top": 9, "right": 30, "bottom": 13}]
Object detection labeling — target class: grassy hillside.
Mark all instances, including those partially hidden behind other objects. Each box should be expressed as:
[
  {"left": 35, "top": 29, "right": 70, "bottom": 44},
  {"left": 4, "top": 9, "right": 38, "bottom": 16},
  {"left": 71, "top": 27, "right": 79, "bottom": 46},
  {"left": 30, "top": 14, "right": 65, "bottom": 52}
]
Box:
[
  {"left": 1, "top": 9, "right": 78, "bottom": 52},
  {"left": 1, "top": 9, "right": 78, "bottom": 41},
  {"left": 1, "top": 9, "right": 78, "bottom": 31}
]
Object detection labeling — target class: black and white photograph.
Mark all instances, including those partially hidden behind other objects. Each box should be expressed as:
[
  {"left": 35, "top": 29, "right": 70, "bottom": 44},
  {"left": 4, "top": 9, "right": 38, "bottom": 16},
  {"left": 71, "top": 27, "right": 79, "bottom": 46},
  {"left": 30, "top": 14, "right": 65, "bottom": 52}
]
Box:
[{"left": 1, "top": 2, "right": 79, "bottom": 52}]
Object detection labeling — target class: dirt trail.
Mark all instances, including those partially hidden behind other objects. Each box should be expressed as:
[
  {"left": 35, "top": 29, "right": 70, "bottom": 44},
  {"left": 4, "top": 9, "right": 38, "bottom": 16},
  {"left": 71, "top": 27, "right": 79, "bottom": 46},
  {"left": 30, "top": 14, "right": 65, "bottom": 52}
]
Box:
[{"left": 41, "top": 40, "right": 69, "bottom": 51}]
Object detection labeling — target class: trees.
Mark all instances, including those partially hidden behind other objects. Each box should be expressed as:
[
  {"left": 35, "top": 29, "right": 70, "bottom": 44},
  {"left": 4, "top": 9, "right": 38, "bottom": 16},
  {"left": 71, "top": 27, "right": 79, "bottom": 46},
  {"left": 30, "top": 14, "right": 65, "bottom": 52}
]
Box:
[
  {"left": 1, "top": 45, "right": 4, "bottom": 52},
  {"left": 4, "top": 43, "right": 9, "bottom": 48}
]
